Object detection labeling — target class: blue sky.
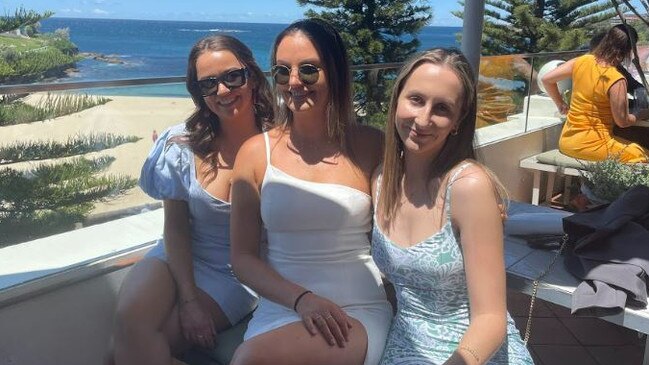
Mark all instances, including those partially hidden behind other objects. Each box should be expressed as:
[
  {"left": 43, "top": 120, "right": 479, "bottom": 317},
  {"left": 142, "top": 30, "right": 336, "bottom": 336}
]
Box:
[{"left": 0, "top": 1, "right": 463, "bottom": 26}]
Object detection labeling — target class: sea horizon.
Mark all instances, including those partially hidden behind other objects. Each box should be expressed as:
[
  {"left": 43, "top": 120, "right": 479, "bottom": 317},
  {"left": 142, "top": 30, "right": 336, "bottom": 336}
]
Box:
[{"left": 38, "top": 17, "right": 462, "bottom": 96}]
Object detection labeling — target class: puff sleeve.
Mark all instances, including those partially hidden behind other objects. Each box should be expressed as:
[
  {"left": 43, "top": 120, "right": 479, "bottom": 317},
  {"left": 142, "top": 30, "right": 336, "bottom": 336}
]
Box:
[{"left": 139, "top": 124, "right": 192, "bottom": 201}]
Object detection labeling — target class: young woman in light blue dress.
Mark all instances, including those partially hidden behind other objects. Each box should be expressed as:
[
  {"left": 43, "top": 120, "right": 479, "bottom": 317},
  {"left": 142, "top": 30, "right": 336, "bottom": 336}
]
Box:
[
  {"left": 372, "top": 48, "right": 533, "bottom": 365},
  {"left": 108, "top": 35, "right": 273, "bottom": 365}
]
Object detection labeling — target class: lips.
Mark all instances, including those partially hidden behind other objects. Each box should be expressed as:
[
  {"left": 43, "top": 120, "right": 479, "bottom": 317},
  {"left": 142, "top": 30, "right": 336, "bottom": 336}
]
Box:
[
  {"left": 288, "top": 90, "right": 310, "bottom": 102},
  {"left": 217, "top": 95, "right": 238, "bottom": 106},
  {"left": 409, "top": 128, "right": 433, "bottom": 138}
]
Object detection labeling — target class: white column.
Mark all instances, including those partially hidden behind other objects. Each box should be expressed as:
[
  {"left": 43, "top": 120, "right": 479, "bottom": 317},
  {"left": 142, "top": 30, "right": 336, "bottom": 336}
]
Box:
[{"left": 460, "top": 0, "right": 485, "bottom": 79}]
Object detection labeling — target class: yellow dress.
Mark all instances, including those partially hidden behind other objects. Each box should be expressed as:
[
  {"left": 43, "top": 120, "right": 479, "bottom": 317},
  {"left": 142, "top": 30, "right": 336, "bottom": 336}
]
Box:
[{"left": 559, "top": 54, "right": 648, "bottom": 163}]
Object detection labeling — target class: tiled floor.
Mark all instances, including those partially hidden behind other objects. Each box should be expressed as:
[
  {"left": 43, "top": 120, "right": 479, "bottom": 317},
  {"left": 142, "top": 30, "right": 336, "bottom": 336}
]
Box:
[{"left": 508, "top": 290, "right": 646, "bottom": 365}]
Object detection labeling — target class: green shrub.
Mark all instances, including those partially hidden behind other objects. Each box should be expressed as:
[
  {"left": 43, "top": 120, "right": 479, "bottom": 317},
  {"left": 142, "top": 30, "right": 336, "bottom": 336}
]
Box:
[
  {"left": 10, "top": 47, "right": 77, "bottom": 76},
  {"left": 0, "top": 156, "right": 137, "bottom": 245},
  {"left": 0, "top": 133, "right": 142, "bottom": 164},
  {"left": 581, "top": 157, "right": 649, "bottom": 202},
  {"left": 0, "top": 93, "right": 111, "bottom": 126}
]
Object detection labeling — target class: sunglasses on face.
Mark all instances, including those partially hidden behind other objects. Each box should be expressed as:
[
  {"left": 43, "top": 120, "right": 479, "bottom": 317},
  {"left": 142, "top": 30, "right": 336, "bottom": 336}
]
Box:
[
  {"left": 196, "top": 67, "right": 249, "bottom": 97},
  {"left": 271, "top": 64, "right": 321, "bottom": 85}
]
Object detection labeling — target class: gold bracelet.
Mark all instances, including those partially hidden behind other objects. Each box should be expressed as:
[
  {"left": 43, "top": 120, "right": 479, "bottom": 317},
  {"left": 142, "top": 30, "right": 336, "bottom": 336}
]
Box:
[{"left": 458, "top": 345, "right": 480, "bottom": 364}]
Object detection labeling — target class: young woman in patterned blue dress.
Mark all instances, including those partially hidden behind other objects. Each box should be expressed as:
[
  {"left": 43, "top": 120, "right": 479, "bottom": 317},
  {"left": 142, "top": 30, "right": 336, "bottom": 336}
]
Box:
[
  {"left": 108, "top": 35, "right": 273, "bottom": 365},
  {"left": 371, "top": 48, "right": 534, "bottom": 364}
]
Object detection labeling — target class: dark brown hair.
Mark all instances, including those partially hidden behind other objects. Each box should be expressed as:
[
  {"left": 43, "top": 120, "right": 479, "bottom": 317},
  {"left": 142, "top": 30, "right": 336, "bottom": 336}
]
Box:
[
  {"left": 184, "top": 35, "right": 273, "bottom": 157},
  {"left": 270, "top": 18, "right": 354, "bottom": 143},
  {"left": 592, "top": 24, "right": 638, "bottom": 66}
]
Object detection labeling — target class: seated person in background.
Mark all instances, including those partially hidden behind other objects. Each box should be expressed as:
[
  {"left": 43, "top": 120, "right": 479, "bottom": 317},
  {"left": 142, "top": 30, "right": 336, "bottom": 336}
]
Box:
[
  {"left": 543, "top": 24, "right": 649, "bottom": 163},
  {"left": 593, "top": 25, "right": 649, "bottom": 150},
  {"left": 372, "top": 48, "right": 533, "bottom": 364},
  {"left": 107, "top": 35, "right": 273, "bottom": 365}
]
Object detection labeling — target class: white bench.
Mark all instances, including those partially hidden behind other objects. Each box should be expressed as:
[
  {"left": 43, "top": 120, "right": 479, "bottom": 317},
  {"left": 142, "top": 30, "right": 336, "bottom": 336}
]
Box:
[
  {"left": 519, "top": 149, "right": 588, "bottom": 205},
  {"left": 505, "top": 201, "right": 649, "bottom": 364},
  {"left": 182, "top": 202, "right": 649, "bottom": 365}
]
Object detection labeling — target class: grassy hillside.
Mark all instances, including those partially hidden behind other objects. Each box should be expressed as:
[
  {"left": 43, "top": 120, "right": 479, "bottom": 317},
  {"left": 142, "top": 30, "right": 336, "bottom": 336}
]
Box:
[{"left": 0, "top": 31, "right": 80, "bottom": 83}]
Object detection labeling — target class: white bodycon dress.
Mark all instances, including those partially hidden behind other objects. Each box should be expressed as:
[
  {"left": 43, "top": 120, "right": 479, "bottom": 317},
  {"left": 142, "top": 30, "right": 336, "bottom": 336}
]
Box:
[{"left": 243, "top": 132, "right": 393, "bottom": 365}]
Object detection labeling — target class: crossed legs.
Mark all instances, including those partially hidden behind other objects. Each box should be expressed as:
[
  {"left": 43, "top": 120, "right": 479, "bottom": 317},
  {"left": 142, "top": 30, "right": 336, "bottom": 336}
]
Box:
[{"left": 106, "top": 258, "right": 230, "bottom": 365}]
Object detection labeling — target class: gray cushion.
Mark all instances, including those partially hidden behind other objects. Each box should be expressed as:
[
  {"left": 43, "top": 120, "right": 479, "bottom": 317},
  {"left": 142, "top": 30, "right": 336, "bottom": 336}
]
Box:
[{"left": 535, "top": 149, "right": 590, "bottom": 170}]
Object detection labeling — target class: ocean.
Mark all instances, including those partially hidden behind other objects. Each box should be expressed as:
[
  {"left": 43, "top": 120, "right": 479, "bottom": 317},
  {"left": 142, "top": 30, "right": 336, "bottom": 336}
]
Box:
[{"left": 40, "top": 17, "right": 461, "bottom": 96}]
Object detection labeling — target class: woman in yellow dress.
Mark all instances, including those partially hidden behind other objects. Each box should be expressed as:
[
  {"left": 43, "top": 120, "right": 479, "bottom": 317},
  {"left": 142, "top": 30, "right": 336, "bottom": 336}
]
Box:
[{"left": 542, "top": 25, "right": 649, "bottom": 163}]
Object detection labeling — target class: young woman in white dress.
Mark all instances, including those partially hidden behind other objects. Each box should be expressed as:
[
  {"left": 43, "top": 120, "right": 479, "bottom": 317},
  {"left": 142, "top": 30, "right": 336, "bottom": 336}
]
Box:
[{"left": 229, "top": 19, "right": 392, "bottom": 365}]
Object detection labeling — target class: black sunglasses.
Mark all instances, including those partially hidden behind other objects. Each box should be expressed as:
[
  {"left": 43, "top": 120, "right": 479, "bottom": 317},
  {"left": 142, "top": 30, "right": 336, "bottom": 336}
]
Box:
[
  {"left": 196, "top": 68, "right": 249, "bottom": 97},
  {"left": 271, "top": 64, "right": 321, "bottom": 85}
]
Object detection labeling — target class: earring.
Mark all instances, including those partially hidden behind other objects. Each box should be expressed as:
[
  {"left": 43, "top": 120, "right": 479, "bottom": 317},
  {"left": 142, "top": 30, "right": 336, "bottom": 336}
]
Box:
[{"left": 451, "top": 127, "right": 459, "bottom": 136}]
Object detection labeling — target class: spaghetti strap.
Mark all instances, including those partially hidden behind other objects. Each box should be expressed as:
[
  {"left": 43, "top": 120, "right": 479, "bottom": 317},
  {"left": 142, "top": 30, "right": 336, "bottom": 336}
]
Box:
[
  {"left": 373, "top": 173, "right": 383, "bottom": 221},
  {"left": 263, "top": 132, "right": 271, "bottom": 165},
  {"left": 444, "top": 162, "right": 473, "bottom": 219}
]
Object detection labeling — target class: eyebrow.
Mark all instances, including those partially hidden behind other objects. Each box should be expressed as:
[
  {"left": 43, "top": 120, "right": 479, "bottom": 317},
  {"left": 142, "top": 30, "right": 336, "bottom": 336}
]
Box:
[
  {"left": 405, "top": 89, "right": 458, "bottom": 104},
  {"left": 197, "top": 66, "right": 243, "bottom": 80},
  {"left": 275, "top": 58, "right": 322, "bottom": 65}
]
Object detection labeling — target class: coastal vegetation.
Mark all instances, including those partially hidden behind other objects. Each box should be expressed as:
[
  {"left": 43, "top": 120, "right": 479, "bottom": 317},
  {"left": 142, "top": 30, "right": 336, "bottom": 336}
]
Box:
[
  {"left": 0, "top": 133, "right": 141, "bottom": 164},
  {"left": 0, "top": 8, "right": 80, "bottom": 83},
  {"left": 454, "top": 1, "right": 617, "bottom": 55},
  {"left": 298, "top": 0, "right": 432, "bottom": 126},
  {"left": 0, "top": 156, "right": 137, "bottom": 245},
  {"left": 0, "top": 8, "right": 138, "bottom": 246},
  {"left": 0, "top": 93, "right": 110, "bottom": 126}
]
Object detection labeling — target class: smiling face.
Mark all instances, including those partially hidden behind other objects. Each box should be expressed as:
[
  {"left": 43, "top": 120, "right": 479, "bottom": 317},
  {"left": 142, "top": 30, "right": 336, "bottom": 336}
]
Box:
[
  {"left": 274, "top": 31, "right": 328, "bottom": 116},
  {"left": 195, "top": 50, "right": 254, "bottom": 122},
  {"left": 395, "top": 62, "right": 464, "bottom": 158}
]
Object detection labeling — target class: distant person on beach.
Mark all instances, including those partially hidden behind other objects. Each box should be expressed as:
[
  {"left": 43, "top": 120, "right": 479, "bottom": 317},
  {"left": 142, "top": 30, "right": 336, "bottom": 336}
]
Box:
[
  {"left": 590, "top": 25, "right": 649, "bottom": 150},
  {"left": 542, "top": 24, "right": 649, "bottom": 162},
  {"left": 152, "top": 129, "right": 158, "bottom": 142},
  {"left": 229, "top": 19, "right": 392, "bottom": 365},
  {"left": 372, "top": 48, "right": 533, "bottom": 364},
  {"left": 107, "top": 35, "right": 273, "bottom": 365}
]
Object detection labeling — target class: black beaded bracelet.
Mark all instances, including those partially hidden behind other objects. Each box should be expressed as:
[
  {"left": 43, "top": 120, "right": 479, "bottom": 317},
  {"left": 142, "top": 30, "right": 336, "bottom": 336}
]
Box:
[{"left": 293, "top": 290, "right": 312, "bottom": 311}]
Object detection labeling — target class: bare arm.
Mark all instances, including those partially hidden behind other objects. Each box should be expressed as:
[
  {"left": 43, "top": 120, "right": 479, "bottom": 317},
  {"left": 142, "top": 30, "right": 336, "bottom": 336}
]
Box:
[
  {"left": 541, "top": 58, "right": 576, "bottom": 115},
  {"left": 230, "top": 135, "right": 351, "bottom": 347},
  {"left": 164, "top": 200, "right": 196, "bottom": 301},
  {"left": 163, "top": 199, "right": 216, "bottom": 347},
  {"left": 443, "top": 167, "right": 507, "bottom": 365},
  {"left": 230, "top": 137, "right": 305, "bottom": 308},
  {"left": 609, "top": 79, "right": 637, "bottom": 128}
]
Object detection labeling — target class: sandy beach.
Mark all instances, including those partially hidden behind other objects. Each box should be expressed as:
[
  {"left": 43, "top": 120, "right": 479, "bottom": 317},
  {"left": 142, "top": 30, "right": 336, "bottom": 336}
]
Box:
[{"left": 1, "top": 94, "right": 197, "bottom": 219}]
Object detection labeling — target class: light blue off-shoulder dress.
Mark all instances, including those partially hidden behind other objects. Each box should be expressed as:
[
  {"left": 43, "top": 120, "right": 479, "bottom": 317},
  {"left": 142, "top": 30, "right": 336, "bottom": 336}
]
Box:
[
  {"left": 140, "top": 123, "right": 258, "bottom": 325},
  {"left": 372, "top": 163, "right": 533, "bottom": 365}
]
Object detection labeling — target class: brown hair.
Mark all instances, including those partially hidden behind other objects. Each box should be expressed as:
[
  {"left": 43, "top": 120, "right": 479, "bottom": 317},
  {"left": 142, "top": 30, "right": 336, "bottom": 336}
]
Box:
[
  {"left": 184, "top": 35, "right": 273, "bottom": 157},
  {"left": 378, "top": 48, "right": 506, "bottom": 223},
  {"left": 270, "top": 18, "right": 354, "bottom": 144},
  {"left": 592, "top": 24, "right": 637, "bottom": 66}
]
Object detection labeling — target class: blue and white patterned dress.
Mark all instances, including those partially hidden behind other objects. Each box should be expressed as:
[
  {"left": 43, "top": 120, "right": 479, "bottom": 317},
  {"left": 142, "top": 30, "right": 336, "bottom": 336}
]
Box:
[{"left": 371, "top": 163, "right": 533, "bottom": 364}]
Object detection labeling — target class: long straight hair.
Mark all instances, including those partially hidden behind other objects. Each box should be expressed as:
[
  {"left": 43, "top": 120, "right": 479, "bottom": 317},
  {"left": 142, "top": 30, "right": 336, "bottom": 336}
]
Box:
[
  {"left": 379, "top": 48, "right": 479, "bottom": 224},
  {"left": 184, "top": 35, "right": 273, "bottom": 157},
  {"left": 270, "top": 18, "right": 354, "bottom": 144}
]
